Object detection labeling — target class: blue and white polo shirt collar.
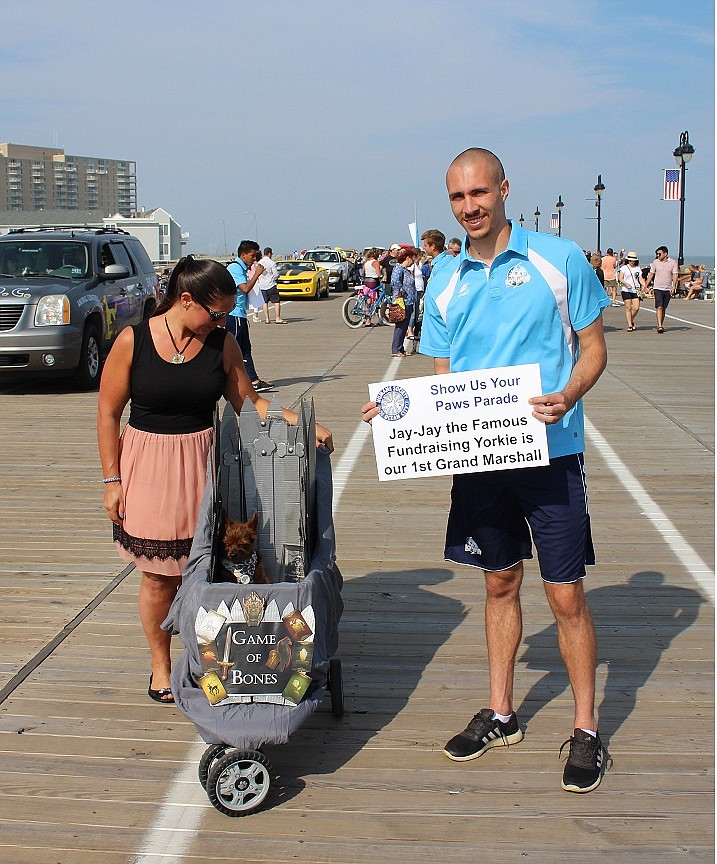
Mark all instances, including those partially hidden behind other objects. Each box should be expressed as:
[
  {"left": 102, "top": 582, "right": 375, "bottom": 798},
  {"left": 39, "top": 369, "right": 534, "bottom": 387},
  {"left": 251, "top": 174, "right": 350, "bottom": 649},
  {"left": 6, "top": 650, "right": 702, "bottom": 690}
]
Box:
[{"left": 459, "top": 220, "right": 529, "bottom": 269}]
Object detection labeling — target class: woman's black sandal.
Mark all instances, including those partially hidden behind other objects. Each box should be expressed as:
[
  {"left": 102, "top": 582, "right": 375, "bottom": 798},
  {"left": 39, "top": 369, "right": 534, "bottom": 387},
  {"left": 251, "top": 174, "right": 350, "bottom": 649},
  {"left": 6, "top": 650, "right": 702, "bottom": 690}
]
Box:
[{"left": 148, "top": 675, "right": 175, "bottom": 704}]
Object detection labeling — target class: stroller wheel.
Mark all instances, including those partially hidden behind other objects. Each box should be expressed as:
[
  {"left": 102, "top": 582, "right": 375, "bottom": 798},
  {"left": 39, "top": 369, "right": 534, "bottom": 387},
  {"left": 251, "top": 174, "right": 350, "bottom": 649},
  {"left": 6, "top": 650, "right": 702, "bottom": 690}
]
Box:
[
  {"left": 198, "top": 744, "right": 230, "bottom": 790},
  {"left": 206, "top": 749, "right": 273, "bottom": 816},
  {"left": 328, "top": 657, "right": 345, "bottom": 718}
]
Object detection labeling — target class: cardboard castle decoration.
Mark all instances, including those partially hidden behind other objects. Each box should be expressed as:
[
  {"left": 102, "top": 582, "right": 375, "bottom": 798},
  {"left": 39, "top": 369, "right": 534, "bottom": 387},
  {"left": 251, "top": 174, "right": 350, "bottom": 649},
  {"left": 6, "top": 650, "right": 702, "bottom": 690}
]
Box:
[{"left": 216, "top": 397, "right": 317, "bottom": 584}]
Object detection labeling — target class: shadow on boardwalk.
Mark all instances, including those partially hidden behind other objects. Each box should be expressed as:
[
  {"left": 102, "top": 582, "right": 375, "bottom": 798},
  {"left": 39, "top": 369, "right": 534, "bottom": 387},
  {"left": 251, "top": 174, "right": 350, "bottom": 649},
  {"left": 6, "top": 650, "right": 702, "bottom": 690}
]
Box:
[
  {"left": 517, "top": 570, "right": 706, "bottom": 743},
  {"left": 267, "top": 567, "right": 464, "bottom": 780}
]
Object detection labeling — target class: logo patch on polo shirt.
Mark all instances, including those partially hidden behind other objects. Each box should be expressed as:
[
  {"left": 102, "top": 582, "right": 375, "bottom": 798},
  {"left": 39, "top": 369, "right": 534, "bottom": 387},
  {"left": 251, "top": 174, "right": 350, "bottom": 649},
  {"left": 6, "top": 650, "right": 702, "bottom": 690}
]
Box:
[
  {"left": 506, "top": 264, "right": 530, "bottom": 288},
  {"left": 457, "top": 283, "right": 470, "bottom": 297}
]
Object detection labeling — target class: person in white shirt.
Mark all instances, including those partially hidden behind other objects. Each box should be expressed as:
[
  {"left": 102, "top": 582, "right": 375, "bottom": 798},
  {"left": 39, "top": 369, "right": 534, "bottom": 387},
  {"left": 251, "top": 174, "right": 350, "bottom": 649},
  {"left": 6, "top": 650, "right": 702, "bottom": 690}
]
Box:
[
  {"left": 255, "top": 247, "right": 284, "bottom": 324},
  {"left": 617, "top": 252, "right": 646, "bottom": 331}
]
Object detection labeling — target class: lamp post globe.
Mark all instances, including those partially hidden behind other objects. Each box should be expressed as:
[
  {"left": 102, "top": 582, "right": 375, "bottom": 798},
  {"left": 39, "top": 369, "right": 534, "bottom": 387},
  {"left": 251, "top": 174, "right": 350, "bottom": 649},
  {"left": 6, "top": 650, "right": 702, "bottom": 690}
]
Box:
[
  {"left": 673, "top": 131, "right": 695, "bottom": 266},
  {"left": 518, "top": 213, "right": 525, "bottom": 229},
  {"left": 555, "top": 195, "right": 564, "bottom": 238}
]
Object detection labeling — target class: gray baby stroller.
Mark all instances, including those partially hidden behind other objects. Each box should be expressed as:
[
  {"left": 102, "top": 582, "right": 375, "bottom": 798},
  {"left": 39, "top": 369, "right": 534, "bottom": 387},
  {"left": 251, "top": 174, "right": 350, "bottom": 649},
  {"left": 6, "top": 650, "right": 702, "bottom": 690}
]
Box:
[{"left": 163, "top": 399, "right": 344, "bottom": 816}]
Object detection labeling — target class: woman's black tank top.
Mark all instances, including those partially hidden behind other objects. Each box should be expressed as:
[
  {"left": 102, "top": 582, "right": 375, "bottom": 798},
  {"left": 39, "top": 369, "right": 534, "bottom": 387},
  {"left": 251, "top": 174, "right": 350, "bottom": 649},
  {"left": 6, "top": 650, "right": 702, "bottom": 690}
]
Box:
[{"left": 128, "top": 318, "right": 228, "bottom": 434}]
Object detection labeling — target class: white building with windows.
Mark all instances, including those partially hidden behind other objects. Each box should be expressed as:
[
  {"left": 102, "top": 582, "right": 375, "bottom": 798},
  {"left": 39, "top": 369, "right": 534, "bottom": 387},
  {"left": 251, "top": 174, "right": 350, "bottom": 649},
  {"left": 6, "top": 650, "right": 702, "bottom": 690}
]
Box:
[
  {"left": 103, "top": 207, "right": 186, "bottom": 264},
  {"left": 0, "top": 206, "right": 187, "bottom": 266}
]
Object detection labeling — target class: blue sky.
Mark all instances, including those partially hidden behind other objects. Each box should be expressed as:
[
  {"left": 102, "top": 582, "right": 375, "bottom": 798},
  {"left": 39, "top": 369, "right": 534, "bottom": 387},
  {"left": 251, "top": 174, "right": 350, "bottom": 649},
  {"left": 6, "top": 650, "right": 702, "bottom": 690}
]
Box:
[{"left": 2, "top": 0, "right": 713, "bottom": 257}]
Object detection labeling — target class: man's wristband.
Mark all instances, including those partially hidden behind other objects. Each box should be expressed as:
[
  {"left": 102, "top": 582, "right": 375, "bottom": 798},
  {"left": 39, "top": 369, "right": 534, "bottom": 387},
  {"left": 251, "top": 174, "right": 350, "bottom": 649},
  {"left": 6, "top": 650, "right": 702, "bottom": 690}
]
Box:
[{"left": 102, "top": 476, "right": 122, "bottom": 484}]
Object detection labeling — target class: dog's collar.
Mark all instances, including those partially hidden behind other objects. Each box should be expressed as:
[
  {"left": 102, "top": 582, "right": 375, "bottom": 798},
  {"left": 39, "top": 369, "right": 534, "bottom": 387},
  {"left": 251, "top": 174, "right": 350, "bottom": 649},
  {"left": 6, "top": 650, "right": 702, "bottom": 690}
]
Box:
[{"left": 221, "top": 549, "right": 257, "bottom": 584}]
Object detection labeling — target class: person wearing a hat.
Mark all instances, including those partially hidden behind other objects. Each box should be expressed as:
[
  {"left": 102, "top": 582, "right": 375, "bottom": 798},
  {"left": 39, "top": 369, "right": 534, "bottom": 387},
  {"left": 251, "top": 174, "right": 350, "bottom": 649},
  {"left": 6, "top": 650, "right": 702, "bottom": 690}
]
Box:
[
  {"left": 644, "top": 246, "right": 678, "bottom": 333},
  {"left": 380, "top": 244, "right": 402, "bottom": 292},
  {"left": 618, "top": 252, "right": 646, "bottom": 331}
]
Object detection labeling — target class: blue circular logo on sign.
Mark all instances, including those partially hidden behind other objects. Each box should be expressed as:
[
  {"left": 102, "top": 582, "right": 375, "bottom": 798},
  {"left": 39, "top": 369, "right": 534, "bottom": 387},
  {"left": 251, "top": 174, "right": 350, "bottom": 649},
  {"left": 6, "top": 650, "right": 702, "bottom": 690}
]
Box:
[{"left": 376, "top": 385, "right": 410, "bottom": 421}]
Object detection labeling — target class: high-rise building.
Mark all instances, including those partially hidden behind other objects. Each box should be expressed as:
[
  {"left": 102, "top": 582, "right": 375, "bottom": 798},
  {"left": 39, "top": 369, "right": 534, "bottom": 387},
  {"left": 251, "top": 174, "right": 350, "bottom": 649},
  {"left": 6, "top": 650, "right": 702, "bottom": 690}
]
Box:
[{"left": 0, "top": 143, "right": 137, "bottom": 216}]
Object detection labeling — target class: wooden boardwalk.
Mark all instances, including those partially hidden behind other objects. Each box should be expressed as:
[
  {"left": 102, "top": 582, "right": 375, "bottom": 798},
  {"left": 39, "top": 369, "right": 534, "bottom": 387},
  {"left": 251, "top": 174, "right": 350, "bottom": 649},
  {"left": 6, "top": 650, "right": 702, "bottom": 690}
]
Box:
[{"left": 0, "top": 295, "right": 713, "bottom": 863}]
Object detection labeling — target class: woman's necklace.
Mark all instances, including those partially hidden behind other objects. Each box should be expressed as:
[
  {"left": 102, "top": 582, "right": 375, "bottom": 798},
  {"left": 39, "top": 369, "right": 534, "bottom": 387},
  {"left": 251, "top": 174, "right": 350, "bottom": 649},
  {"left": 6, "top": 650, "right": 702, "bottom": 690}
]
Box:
[{"left": 164, "top": 316, "right": 195, "bottom": 364}]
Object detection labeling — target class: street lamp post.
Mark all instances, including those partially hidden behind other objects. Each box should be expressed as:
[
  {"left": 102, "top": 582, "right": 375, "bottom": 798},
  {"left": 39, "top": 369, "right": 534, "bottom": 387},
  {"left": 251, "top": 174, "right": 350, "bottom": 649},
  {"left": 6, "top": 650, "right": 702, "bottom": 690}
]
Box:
[
  {"left": 534, "top": 207, "right": 540, "bottom": 232},
  {"left": 555, "top": 195, "right": 564, "bottom": 237},
  {"left": 673, "top": 130, "right": 695, "bottom": 267},
  {"left": 518, "top": 213, "right": 525, "bottom": 229},
  {"left": 593, "top": 175, "right": 605, "bottom": 252},
  {"left": 245, "top": 211, "right": 258, "bottom": 243},
  {"left": 215, "top": 217, "right": 227, "bottom": 256}
]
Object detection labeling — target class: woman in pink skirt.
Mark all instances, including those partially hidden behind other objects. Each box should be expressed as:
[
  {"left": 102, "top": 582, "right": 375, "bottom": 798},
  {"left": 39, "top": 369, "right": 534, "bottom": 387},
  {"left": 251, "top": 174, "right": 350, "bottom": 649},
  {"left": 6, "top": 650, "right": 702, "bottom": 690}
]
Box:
[{"left": 97, "top": 256, "right": 333, "bottom": 703}]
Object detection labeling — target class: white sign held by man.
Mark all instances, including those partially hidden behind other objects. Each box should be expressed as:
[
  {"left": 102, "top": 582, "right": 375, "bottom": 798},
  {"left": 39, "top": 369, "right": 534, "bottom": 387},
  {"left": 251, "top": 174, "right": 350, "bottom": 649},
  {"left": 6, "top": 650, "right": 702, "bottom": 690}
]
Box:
[{"left": 368, "top": 363, "right": 549, "bottom": 482}]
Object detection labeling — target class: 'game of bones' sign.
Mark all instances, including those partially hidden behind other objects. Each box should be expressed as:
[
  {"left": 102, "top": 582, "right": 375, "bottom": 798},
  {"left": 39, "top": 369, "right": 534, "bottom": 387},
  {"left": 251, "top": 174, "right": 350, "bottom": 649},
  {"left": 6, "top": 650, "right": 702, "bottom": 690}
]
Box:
[{"left": 195, "top": 591, "right": 315, "bottom": 707}]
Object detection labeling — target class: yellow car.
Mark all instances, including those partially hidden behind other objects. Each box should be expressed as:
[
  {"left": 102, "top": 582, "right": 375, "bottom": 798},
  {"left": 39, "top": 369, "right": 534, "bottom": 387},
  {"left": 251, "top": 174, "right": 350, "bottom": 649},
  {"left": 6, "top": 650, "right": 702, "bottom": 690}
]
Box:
[{"left": 275, "top": 260, "right": 329, "bottom": 300}]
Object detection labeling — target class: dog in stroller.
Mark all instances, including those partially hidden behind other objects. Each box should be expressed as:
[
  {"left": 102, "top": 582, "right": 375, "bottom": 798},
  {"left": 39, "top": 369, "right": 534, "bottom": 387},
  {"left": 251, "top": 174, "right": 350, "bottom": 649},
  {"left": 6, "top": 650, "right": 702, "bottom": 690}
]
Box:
[{"left": 162, "top": 399, "right": 344, "bottom": 816}]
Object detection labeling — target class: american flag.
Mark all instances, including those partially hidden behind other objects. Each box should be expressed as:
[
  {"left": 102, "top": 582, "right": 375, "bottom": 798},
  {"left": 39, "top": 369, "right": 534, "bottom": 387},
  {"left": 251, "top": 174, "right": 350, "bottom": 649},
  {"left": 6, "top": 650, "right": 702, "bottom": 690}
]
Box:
[
  {"left": 663, "top": 168, "right": 681, "bottom": 201},
  {"left": 550, "top": 213, "right": 559, "bottom": 230}
]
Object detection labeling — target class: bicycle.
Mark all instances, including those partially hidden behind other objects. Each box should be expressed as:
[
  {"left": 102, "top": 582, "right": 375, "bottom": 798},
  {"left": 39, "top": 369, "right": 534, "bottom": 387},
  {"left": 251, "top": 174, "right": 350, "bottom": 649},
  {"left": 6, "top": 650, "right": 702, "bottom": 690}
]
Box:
[{"left": 341, "top": 284, "right": 391, "bottom": 328}]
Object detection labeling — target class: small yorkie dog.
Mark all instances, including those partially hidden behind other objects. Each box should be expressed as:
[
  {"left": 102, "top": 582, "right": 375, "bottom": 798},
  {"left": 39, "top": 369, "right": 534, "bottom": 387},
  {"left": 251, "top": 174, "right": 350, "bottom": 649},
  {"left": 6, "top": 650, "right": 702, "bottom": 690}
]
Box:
[{"left": 219, "top": 512, "right": 269, "bottom": 584}]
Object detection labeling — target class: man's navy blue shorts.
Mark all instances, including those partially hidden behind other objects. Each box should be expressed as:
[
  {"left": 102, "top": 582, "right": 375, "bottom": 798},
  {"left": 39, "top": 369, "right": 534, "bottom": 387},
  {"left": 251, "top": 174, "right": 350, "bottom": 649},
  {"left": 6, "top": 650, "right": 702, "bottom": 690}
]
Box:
[
  {"left": 653, "top": 289, "right": 672, "bottom": 309},
  {"left": 445, "top": 454, "right": 595, "bottom": 584}
]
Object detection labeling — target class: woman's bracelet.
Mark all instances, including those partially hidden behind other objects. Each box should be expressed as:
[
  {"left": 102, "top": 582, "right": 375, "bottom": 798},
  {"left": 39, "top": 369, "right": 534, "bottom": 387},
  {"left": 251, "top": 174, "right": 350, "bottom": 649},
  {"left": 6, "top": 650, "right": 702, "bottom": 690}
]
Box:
[{"left": 102, "top": 476, "right": 122, "bottom": 484}]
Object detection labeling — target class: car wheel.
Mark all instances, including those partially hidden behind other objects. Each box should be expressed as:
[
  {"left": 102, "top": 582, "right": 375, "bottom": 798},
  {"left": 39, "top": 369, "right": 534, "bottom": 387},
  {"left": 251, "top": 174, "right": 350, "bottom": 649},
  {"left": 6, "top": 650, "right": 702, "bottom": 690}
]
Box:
[{"left": 72, "top": 321, "right": 102, "bottom": 390}]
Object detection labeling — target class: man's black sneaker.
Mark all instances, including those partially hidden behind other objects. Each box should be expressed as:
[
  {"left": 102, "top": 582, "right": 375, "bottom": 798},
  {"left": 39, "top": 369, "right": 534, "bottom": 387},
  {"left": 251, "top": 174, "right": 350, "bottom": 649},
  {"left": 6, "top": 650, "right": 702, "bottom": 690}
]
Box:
[
  {"left": 253, "top": 379, "right": 273, "bottom": 393},
  {"left": 443, "top": 708, "right": 523, "bottom": 762},
  {"left": 560, "top": 729, "right": 604, "bottom": 793}
]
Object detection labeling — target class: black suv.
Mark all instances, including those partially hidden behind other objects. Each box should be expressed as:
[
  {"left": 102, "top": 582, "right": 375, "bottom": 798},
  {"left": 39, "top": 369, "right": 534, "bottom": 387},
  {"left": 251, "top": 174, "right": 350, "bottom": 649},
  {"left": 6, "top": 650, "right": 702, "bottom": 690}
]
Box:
[{"left": 0, "top": 227, "right": 159, "bottom": 388}]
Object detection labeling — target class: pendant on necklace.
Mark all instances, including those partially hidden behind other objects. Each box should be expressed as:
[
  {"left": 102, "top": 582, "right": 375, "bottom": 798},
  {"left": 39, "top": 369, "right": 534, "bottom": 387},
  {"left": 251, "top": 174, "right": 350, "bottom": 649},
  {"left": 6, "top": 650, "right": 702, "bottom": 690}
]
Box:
[{"left": 171, "top": 352, "right": 185, "bottom": 364}]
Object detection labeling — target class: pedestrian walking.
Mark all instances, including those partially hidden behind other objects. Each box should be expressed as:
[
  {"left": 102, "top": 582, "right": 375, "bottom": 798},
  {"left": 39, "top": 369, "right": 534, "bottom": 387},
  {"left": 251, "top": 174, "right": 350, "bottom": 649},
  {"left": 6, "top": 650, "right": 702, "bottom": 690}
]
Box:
[
  {"left": 644, "top": 246, "right": 678, "bottom": 333},
  {"left": 617, "top": 252, "right": 645, "bottom": 331}
]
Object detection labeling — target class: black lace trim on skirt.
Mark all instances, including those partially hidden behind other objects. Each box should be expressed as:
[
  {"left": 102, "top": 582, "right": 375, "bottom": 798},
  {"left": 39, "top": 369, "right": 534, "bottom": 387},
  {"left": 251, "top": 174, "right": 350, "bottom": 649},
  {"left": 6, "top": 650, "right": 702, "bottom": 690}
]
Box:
[{"left": 113, "top": 523, "right": 193, "bottom": 562}]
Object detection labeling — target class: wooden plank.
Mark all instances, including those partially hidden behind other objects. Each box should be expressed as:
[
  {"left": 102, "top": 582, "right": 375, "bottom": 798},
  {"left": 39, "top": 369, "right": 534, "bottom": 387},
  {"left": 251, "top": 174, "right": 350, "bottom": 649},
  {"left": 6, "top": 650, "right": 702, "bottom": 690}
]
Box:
[{"left": 0, "top": 296, "right": 712, "bottom": 863}]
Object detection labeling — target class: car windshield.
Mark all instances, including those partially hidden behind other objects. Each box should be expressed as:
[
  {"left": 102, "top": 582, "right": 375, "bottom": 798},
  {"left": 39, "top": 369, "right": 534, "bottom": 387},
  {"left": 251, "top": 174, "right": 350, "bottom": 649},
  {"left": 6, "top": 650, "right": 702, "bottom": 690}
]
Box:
[
  {"left": 305, "top": 251, "right": 339, "bottom": 263},
  {"left": 277, "top": 261, "right": 316, "bottom": 274},
  {"left": 0, "top": 240, "right": 90, "bottom": 278}
]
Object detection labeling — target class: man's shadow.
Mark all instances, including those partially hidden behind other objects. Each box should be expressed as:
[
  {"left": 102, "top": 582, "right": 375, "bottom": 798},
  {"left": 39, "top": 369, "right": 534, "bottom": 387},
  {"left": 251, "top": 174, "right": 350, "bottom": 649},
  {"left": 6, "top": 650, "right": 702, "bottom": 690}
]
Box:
[
  {"left": 516, "top": 571, "right": 706, "bottom": 745},
  {"left": 266, "top": 567, "right": 465, "bottom": 780}
]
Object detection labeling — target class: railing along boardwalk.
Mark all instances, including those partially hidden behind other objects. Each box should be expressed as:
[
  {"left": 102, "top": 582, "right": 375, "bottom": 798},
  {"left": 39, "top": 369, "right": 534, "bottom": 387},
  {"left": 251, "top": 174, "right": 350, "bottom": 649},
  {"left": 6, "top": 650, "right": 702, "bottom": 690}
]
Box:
[{"left": 0, "top": 295, "right": 713, "bottom": 863}]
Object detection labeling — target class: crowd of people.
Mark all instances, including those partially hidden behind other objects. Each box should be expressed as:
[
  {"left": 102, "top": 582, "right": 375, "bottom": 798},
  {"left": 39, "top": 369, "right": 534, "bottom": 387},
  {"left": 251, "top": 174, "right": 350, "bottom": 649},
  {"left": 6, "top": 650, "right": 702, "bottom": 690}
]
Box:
[
  {"left": 353, "top": 232, "right": 462, "bottom": 356},
  {"left": 580, "top": 245, "right": 711, "bottom": 334}
]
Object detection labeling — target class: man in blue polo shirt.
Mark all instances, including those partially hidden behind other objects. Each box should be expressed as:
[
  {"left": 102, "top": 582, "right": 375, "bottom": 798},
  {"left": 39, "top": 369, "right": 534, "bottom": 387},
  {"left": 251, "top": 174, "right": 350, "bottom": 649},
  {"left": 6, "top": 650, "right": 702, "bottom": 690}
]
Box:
[
  {"left": 420, "top": 148, "right": 609, "bottom": 793},
  {"left": 226, "top": 240, "right": 272, "bottom": 392},
  {"left": 421, "top": 228, "right": 454, "bottom": 283}
]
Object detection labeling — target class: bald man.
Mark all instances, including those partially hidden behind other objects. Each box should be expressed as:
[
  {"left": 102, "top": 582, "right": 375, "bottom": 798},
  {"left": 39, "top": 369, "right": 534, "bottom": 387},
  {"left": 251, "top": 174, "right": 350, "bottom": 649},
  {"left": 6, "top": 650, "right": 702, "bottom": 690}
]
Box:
[{"left": 419, "top": 148, "right": 610, "bottom": 793}]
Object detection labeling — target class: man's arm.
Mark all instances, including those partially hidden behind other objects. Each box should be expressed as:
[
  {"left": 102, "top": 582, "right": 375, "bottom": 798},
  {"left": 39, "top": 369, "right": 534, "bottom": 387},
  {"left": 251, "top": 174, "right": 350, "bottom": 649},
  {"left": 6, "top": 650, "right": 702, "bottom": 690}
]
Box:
[
  {"left": 434, "top": 357, "right": 450, "bottom": 375},
  {"left": 528, "top": 317, "right": 607, "bottom": 424}
]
